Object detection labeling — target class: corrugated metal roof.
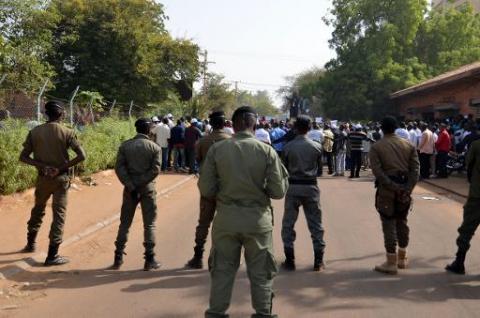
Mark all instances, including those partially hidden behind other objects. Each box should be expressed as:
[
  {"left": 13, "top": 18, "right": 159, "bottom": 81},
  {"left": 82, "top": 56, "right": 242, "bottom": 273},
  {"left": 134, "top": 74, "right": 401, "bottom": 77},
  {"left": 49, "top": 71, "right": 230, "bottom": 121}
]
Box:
[{"left": 391, "top": 61, "right": 480, "bottom": 99}]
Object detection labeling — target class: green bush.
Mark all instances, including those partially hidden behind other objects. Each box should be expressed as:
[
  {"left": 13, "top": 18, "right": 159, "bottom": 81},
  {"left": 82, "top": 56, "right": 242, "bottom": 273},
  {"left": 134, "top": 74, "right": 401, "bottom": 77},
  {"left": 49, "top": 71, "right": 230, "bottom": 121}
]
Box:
[{"left": 0, "top": 118, "right": 135, "bottom": 195}]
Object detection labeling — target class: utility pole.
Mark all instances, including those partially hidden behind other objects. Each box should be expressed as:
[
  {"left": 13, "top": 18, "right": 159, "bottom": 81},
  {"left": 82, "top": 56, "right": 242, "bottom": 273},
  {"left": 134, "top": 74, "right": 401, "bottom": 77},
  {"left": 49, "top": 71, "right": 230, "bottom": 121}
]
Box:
[
  {"left": 36, "top": 79, "right": 49, "bottom": 122},
  {"left": 199, "top": 50, "right": 216, "bottom": 93},
  {"left": 234, "top": 81, "right": 239, "bottom": 107}
]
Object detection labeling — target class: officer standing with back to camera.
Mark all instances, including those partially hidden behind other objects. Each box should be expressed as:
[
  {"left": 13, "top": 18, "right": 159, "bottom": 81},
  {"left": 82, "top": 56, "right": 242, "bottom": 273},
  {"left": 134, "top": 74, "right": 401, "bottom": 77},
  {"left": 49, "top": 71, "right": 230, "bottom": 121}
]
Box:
[
  {"left": 281, "top": 115, "right": 326, "bottom": 272},
  {"left": 199, "top": 106, "right": 289, "bottom": 318},
  {"left": 20, "top": 101, "right": 86, "bottom": 266},
  {"left": 112, "top": 118, "right": 162, "bottom": 271},
  {"left": 369, "top": 116, "right": 419, "bottom": 275},
  {"left": 186, "top": 111, "right": 231, "bottom": 269},
  {"left": 446, "top": 138, "right": 480, "bottom": 274}
]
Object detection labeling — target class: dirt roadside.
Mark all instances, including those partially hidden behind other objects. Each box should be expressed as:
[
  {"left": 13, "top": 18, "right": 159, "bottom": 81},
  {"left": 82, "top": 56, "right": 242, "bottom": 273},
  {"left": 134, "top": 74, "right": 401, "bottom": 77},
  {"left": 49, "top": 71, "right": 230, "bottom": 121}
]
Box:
[{"left": 0, "top": 171, "right": 193, "bottom": 279}]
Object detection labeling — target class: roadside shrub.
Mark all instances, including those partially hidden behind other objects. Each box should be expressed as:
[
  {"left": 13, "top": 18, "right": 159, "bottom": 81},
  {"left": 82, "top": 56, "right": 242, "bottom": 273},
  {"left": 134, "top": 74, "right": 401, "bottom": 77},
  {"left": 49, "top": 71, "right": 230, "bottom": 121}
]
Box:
[{"left": 0, "top": 118, "right": 135, "bottom": 195}]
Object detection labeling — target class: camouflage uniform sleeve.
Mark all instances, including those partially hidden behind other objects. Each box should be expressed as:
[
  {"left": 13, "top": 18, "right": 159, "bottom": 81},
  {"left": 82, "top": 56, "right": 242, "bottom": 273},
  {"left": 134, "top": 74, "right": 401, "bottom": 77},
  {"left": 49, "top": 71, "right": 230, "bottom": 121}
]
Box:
[
  {"left": 369, "top": 146, "right": 399, "bottom": 190},
  {"left": 466, "top": 142, "right": 478, "bottom": 183},
  {"left": 132, "top": 143, "right": 162, "bottom": 188},
  {"left": 21, "top": 131, "right": 34, "bottom": 156},
  {"left": 115, "top": 145, "right": 135, "bottom": 191},
  {"left": 67, "top": 130, "right": 86, "bottom": 157},
  {"left": 265, "top": 148, "right": 289, "bottom": 199},
  {"left": 198, "top": 144, "right": 218, "bottom": 198},
  {"left": 407, "top": 146, "right": 420, "bottom": 191}
]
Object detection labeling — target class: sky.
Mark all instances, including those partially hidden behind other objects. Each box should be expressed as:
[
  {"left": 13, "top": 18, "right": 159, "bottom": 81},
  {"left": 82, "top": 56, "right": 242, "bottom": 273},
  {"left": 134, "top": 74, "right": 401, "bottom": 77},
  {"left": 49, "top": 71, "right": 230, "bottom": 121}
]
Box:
[{"left": 160, "top": 0, "right": 336, "bottom": 106}]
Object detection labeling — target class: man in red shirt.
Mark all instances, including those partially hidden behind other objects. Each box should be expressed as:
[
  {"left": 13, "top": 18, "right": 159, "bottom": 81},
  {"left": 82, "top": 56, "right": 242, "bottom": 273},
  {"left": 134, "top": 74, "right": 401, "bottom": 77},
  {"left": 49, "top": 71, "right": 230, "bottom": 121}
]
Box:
[{"left": 436, "top": 123, "right": 451, "bottom": 178}]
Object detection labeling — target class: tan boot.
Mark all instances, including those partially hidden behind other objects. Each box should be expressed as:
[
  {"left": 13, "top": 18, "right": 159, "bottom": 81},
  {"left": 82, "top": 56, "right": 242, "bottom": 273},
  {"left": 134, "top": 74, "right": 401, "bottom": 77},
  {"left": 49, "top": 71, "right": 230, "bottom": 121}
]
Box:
[
  {"left": 374, "top": 253, "right": 398, "bottom": 275},
  {"left": 398, "top": 248, "right": 408, "bottom": 269}
]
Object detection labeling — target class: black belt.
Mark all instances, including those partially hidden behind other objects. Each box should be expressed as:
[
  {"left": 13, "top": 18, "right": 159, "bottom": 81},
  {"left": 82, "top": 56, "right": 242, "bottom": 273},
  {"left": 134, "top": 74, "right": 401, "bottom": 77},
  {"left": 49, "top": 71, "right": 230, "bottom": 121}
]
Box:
[{"left": 289, "top": 178, "right": 317, "bottom": 185}]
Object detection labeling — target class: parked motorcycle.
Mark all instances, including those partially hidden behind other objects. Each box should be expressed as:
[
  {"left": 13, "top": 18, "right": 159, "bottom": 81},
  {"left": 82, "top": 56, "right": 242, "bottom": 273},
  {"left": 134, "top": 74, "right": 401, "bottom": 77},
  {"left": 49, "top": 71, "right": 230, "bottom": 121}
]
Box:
[{"left": 446, "top": 151, "right": 466, "bottom": 175}]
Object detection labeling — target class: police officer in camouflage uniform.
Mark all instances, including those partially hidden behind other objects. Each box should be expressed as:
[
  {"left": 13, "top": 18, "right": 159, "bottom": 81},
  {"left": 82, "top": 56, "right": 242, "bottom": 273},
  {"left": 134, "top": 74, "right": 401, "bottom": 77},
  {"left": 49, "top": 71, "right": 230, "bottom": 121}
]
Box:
[
  {"left": 20, "top": 101, "right": 86, "bottom": 266},
  {"left": 186, "top": 111, "right": 231, "bottom": 269},
  {"left": 369, "top": 116, "right": 419, "bottom": 275},
  {"left": 281, "top": 115, "right": 326, "bottom": 272},
  {"left": 446, "top": 139, "right": 480, "bottom": 274},
  {"left": 199, "top": 106, "right": 289, "bottom": 318},
  {"left": 112, "top": 118, "right": 162, "bottom": 271}
]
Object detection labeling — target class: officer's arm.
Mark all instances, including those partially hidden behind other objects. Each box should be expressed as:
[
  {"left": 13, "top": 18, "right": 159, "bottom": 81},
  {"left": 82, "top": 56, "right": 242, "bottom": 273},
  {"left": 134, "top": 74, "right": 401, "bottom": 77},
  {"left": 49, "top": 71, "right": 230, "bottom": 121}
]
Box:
[
  {"left": 132, "top": 145, "right": 162, "bottom": 188},
  {"left": 19, "top": 131, "right": 47, "bottom": 169},
  {"left": 58, "top": 133, "right": 86, "bottom": 172},
  {"left": 115, "top": 146, "right": 135, "bottom": 191},
  {"left": 265, "top": 149, "right": 289, "bottom": 199},
  {"left": 198, "top": 147, "right": 218, "bottom": 199},
  {"left": 369, "top": 147, "right": 399, "bottom": 191},
  {"left": 406, "top": 147, "right": 420, "bottom": 191}
]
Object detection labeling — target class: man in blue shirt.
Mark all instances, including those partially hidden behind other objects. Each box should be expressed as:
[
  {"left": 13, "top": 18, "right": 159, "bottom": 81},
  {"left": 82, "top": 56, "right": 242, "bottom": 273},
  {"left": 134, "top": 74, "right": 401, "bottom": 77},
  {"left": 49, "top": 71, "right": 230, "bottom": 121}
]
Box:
[{"left": 270, "top": 122, "right": 286, "bottom": 157}]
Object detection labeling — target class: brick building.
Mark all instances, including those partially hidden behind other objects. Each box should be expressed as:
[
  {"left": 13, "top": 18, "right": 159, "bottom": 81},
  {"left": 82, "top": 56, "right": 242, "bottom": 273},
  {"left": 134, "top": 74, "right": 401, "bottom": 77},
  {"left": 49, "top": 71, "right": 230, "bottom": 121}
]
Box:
[{"left": 390, "top": 62, "right": 480, "bottom": 121}]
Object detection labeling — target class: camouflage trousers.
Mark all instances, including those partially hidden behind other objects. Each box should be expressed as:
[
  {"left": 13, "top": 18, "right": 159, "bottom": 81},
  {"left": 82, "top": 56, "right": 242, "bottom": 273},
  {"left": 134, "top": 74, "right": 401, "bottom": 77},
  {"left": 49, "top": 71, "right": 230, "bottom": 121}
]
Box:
[
  {"left": 456, "top": 198, "right": 480, "bottom": 253},
  {"left": 27, "top": 175, "right": 70, "bottom": 245},
  {"left": 205, "top": 230, "right": 278, "bottom": 318},
  {"left": 115, "top": 183, "right": 157, "bottom": 255}
]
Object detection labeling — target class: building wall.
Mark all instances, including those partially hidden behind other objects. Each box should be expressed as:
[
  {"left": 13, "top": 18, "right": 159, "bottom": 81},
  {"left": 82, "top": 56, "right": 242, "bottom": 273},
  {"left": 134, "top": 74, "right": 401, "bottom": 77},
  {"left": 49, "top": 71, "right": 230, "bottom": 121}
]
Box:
[
  {"left": 433, "top": 0, "right": 480, "bottom": 11},
  {"left": 395, "top": 77, "right": 480, "bottom": 120}
]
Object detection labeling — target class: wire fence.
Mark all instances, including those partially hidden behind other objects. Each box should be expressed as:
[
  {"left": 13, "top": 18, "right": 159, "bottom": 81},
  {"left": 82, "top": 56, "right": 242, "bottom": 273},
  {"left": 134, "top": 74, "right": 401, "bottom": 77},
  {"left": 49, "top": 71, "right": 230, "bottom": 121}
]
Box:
[{"left": 0, "top": 85, "right": 147, "bottom": 129}]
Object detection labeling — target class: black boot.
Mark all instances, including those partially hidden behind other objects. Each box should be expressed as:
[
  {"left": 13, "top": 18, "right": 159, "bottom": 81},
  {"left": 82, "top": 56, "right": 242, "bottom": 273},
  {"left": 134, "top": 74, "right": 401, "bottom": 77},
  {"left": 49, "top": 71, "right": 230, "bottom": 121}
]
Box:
[
  {"left": 186, "top": 246, "right": 204, "bottom": 269},
  {"left": 110, "top": 251, "right": 125, "bottom": 270},
  {"left": 446, "top": 250, "right": 466, "bottom": 275},
  {"left": 44, "top": 244, "right": 69, "bottom": 266},
  {"left": 281, "top": 247, "right": 295, "bottom": 271},
  {"left": 313, "top": 250, "right": 325, "bottom": 272},
  {"left": 144, "top": 253, "right": 161, "bottom": 271},
  {"left": 21, "top": 232, "right": 37, "bottom": 253}
]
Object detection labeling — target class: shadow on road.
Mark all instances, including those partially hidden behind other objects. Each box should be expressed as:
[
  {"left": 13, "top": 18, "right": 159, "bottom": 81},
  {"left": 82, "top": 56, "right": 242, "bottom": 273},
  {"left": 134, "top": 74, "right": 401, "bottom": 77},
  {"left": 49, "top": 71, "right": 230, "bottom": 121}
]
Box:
[{"left": 8, "top": 253, "right": 480, "bottom": 312}]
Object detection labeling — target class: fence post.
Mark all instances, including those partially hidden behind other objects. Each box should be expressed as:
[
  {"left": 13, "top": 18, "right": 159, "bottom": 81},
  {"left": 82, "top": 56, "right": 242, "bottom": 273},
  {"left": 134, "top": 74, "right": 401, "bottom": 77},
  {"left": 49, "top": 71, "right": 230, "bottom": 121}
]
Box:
[
  {"left": 37, "top": 79, "right": 49, "bottom": 122},
  {"left": 109, "top": 99, "right": 116, "bottom": 115},
  {"left": 69, "top": 86, "right": 80, "bottom": 126},
  {"left": 0, "top": 74, "right": 6, "bottom": 86},
  {"left": 88, "top": 96, "right": 95, "bottom": 124},
  {"left": 128, "top": 100, "right": 134, "bottom": 120}
]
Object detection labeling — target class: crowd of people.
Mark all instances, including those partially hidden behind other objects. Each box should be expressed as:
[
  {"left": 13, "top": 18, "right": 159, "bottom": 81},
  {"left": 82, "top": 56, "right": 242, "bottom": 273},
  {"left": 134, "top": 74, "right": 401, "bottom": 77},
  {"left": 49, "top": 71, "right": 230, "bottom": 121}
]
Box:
[
  {"left": 15, "top": 100, "right": 480, "bottom": 317},
  {"left": 148, "top": 112, "right": 480, "bottom": 182}
]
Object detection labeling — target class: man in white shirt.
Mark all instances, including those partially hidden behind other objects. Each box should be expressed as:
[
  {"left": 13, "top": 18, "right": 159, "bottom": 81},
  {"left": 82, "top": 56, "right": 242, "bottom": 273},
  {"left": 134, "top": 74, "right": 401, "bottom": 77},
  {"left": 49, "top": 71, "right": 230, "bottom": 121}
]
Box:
[
  {"left": 395, "top": 122, "right": 410, "bottom": 141},
  {"left": 407, "top": 123, "right": 418, "bottom": 148},
  {"left": 152, "top": 117, "right": 171, "bottom": 172},
  {"left": 418, "top": 123, "right": 435, "bottom": 179},
  {"left": 255, "top": 123, "right": 271, "bottom": 144}
]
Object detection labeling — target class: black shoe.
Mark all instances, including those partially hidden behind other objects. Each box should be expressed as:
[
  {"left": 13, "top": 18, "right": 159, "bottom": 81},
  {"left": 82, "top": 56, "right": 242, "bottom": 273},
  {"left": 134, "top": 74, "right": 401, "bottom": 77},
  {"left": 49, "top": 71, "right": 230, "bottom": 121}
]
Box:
[
  {"left": 44, "top": 243, "right": 69, "bottom": 266},
  {"left": 313, "top": 250, "right": 325, "bottom": 272},
  {"left": 110, "top": 252, "right": 125, "bottom": 270},
  {"left": 144, "top": 254, "right": 161, "bottom": 271},
  {"left": 446, "top": 250, "right": 466, "bottom": 275},
  {"left": 21, "top": 232, "right": 37, "bottom": 253},
  {"left": 282, "top": 247, "right": 296, "bottom": 271},
  {"left": 186, "top": 256, "right": 203, "bottom": 269},
  {"left": 44, "top": 255, "right": 70, "bottom": 266}
]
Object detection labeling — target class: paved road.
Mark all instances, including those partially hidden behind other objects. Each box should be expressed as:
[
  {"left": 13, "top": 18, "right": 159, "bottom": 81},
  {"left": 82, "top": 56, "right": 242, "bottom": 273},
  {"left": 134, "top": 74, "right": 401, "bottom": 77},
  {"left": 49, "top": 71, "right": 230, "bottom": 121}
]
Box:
[{"left": 2, "top": 176, "right": 480, "bottom": 318}]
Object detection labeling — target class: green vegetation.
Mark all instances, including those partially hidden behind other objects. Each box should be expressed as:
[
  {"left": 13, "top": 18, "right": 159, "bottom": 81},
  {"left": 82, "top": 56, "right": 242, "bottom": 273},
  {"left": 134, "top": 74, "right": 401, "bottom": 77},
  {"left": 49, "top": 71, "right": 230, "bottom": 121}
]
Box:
[
  {"left": 286, "top": 1, "right": 480, "bottom": 120},
  {"left": 0, "top": 118, "right": 135, "bottom": 195}
]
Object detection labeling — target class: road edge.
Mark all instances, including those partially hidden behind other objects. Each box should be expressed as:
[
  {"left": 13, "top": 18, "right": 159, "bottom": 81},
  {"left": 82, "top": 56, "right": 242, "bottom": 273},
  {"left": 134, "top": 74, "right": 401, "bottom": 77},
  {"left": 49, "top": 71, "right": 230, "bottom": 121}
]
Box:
[
  {"left": 0, "top": 175, "right": 195, "bottom": 280},
  {"left": 420, "top": 179, "right": 468, "bottom": 199}
]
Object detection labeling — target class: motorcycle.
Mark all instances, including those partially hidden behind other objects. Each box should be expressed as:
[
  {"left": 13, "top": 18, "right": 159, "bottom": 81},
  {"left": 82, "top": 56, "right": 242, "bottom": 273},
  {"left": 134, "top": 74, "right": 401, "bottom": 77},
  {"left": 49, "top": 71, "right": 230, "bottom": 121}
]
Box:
[{"left": 446, "top": 151, "right": 466, "bottom": 175}]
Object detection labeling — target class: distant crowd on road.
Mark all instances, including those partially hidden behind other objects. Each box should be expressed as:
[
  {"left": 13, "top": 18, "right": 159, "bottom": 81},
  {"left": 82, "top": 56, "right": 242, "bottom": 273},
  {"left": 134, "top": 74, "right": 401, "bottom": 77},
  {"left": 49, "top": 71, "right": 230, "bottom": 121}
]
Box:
[{"left": 14, "top": 100, "right": 480, "bottom": 318}]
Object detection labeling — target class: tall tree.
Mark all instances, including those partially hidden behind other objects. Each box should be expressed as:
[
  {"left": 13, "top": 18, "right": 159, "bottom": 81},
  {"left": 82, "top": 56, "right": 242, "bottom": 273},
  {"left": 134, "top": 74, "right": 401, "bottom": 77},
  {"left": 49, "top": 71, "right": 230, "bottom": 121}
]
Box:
[
  {"left": 321, "top": 0, "right": 428, "bottom": 119},
  {"left": 46, "top": 0, "right": 200, "bottom": 109},
  {"left": 237, "top": 90, "right": 279, "bottom": 116},
  {"left": 0, "top": 0, "right": 57, "bottom": 93}
]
